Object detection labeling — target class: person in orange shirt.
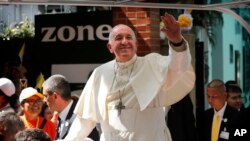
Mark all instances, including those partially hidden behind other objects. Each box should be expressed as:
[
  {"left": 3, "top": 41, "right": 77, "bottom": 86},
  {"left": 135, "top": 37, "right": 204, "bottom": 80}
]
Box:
[{"left": 19, "top": 87, "right": 56, "bottom": 140}]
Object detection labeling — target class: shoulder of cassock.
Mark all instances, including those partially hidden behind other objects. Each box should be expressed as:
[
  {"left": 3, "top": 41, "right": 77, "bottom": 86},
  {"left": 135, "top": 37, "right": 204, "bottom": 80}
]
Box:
[
  {"left": 74, "top": 51, "right": 195, "bottom": 121},
  {"left": 131, "top": 51, "right": 195, "bottom": 110},
  {"left": 73, "top": 60, "right": 115, "bottom": 121}
]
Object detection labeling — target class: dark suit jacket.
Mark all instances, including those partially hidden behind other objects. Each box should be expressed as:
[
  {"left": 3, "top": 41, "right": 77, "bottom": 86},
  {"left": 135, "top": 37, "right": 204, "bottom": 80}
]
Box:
[
  {"left": 56, "top": 99, "right": 100, "bottom": 141},
  {"left": 237, "top": 106, "right": 250, "bottom": 141},
  {"left": 167, "top": 95, "right": 197, "bottom": 141},
  {"left": 56, "top": 100, "right": 77, "bottom": 140},
  {"left": 201, "top": 104, "right": 240, "bottom": 141}
]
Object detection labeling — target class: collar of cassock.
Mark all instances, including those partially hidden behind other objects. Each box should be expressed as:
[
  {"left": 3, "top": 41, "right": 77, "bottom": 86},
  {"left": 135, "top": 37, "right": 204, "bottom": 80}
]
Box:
[{"left": 116, "top": 55, "right": 137, "bottom": 69}]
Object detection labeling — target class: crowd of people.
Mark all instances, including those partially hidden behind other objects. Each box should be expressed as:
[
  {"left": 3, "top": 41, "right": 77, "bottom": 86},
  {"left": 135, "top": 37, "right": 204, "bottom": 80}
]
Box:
[{"left": 0, "top": 12, "right": 249, "bottom": 141}]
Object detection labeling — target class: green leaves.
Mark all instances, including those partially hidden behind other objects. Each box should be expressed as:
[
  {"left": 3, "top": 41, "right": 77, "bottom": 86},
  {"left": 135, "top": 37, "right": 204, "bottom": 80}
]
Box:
[{"left": 0, "top": 17, "right": 35, "bottom": 40}]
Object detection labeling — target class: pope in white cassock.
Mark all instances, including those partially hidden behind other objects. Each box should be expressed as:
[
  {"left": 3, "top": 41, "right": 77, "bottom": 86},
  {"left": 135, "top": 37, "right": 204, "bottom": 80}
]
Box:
[{"left": 63, "top": 13, "right": 195, "bottom": 141}]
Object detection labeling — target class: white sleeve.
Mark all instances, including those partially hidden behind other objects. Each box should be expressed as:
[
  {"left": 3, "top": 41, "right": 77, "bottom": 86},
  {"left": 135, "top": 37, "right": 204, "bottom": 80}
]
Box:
[
  {"left": 163, "top": 40, "right": 192, "bottom": 92},
  {"left": 63, "top": 115, "right": 96, "bottom": 141},
  {"left": 169, "top": 40, "right": 190, "bottom": 75},
  {"left": 159, "top": 40, "right": 195, "bottom": 106}
]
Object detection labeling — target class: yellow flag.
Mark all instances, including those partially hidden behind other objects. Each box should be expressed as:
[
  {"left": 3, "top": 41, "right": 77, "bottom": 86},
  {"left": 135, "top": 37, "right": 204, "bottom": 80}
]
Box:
[
  {"left": 35, "top": 72, "right": 45, "bottom": 91},
  {"left": 18, "top": 42, "right": 26, "bottom": 63}
]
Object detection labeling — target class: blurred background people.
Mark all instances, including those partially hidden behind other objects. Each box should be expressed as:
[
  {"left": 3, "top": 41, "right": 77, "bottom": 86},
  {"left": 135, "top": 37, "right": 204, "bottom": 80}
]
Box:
[
  {"left": 2, "top": 55, "right": 29, "bottom": 115},
  {"left": 0, "top": 77, "right": 16, "bottom": 113},
  {"left": 226, "top": 82, "right": 250, "bottom": 140},
  {"left": 40, "top": 103, "right": 54, "bottom": 121},
  {"left": 226, "top": 84, "right": 244, "bottom": 111},
  {"left": 40, "top": 101, "right": 59, "bottom": 125},
  {"left": 0, "top": 111, "right": 25, "bottom": 141},
  {"left": 19, "top": 87, "right": 56, "bottom": 140},
  {"left": 14, "top": 128, "right": 51, "bottom": 141},
  {"left": 2, "top": 55, "right": 27, "bottom": 97}
]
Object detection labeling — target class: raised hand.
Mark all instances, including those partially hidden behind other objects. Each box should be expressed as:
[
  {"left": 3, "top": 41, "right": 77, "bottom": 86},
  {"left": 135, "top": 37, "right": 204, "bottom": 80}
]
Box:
[{"left": 160, "top": 13, "right": 183, "bottom": 44}]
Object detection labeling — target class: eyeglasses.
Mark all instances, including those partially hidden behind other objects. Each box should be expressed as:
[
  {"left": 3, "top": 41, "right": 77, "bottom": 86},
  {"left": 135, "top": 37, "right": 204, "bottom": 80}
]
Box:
[
  {"left": 43, "top": 93, "right": 54, "bottom": 98},
  {"left": 25, "top": 99, "right": 44, "bottom": 105}
]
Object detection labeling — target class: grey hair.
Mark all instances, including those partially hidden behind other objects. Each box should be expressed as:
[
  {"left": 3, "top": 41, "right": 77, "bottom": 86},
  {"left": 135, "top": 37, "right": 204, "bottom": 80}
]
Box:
[
  {"left": 207, "top": 79, "right": 226, "bottom": 92},
  {"left": 42, "top": 74, "right": 71, "bottom": 100},
  {"left": 108, "top": 24, "right": 137, "bottom": 43}
]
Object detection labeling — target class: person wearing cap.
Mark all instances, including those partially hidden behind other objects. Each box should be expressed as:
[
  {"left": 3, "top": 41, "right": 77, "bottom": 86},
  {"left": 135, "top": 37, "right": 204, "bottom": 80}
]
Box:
[
  {"left": 0, "top": 78, "right": 16, "bottom": 113},
  {"left": 19, "top": 87, "right": 56, "bottom": 140}
]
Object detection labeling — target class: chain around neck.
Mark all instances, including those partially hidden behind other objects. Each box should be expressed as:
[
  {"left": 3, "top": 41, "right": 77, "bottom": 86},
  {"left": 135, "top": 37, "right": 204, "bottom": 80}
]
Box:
[{"left": 109, "top": 55, "right": 137, "bottom": 93}]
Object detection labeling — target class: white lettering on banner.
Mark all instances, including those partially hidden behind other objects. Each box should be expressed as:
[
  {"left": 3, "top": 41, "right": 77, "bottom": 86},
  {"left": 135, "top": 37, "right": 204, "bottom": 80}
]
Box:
[
  {"left": 234, "top": 129, "right": 247, "bottom": 136},
  {"left": 58, "top": 26, "right": 75, "bottom": 42},
  {"left": 41, "top": 24, "right": 112, "bottom": 42},
  {"left": 42, "top": 27, "right": 56, "bottom": 42},
  {"left": 76, "top": 25, "right": 94, "bottom": 41},
  {"left": 96, "top": 25, "right": 112, "bottom": 40}
]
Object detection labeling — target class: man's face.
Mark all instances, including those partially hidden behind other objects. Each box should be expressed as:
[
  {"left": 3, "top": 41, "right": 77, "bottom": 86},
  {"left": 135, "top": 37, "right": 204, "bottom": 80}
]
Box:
[
  {"left": 227, "top": 92, "right": 243, "bottom": 110},
  {"left": 207, "top": 87, "right": 227, "bottom": 111},
  {"left": 107, "top": 25, "right": 137, "bottom": 62},
  {"left": 42, "top": 88, "right": 57, "bottom": 112}
]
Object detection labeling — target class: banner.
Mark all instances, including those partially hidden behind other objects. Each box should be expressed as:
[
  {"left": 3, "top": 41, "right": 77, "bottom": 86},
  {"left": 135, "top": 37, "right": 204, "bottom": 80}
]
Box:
[{"left": 35, "top": 11, "right": 113, "bottom": 64}]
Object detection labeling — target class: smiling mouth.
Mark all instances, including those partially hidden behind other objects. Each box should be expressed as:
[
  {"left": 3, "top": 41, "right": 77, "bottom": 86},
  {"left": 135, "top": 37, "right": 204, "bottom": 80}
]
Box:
[
  {"left": 121, "top": 47, "right": 127, "bottom": 49},
  {"left": 120, "top": 49, "right": 130, "bottom": 54},
  {"left": 120, "top": 47, "right": 132, "bottom": 51}
]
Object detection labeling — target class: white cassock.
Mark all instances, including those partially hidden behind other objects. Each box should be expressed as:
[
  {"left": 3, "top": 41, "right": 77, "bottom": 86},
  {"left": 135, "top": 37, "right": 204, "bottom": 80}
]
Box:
[{"left": 64, "top": 41, "right": 195, "bottom": 141}]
